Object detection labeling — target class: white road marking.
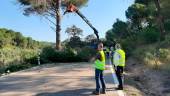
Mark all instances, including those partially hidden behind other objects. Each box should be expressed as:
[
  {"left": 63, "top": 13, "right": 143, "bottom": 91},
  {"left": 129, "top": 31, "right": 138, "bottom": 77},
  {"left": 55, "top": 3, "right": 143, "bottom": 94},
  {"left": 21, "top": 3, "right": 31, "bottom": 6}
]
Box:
[{"left": 107, "top": 58, "right": 125, "bottom": 96}]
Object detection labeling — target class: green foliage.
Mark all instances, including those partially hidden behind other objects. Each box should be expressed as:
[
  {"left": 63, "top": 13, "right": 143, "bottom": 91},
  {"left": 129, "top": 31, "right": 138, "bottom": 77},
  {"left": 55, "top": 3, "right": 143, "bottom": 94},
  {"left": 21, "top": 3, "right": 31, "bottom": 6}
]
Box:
[
  {"left": 112, "top": 19, "right": 129, "bottom": 39},
  {"left": 121, "top": 38, "right": 136, "bottom": 56},
  {"left": 0, "top": 63, "right": 35, "bottom": 74},
  {"left": 126, "top": 3, "right": 148, "bottom": 25},
  {"left": 0, "top": 28, "right": 52, "bottom": 75},
  {"left": 85, "top": 34, "right": 96, "bottom": 43},
  {"left": 21, "top": 49, "right": 38, "bottom": 64},
  {"left": 132, "top": 45, "right": 170, "bottom": 70},
  {"left": 105, "top": 19, "right": 129, "bottom": 46},
  {"left": 40, "top": 47, "right": 56, "bottom": 63},
  {"left": 161, "top": 0, "right": 170, "bottom": 19},
  {"left": 65, "top": 25, "right": 84, "bottom": 48},
  {"left": 139, "top": 27, "right": 160, "bottom": 44},
  {"left": 40, "top": 47, "right": 77, "bottom": 63},
  {"left": 0, "top": 28, "right": 46, "bottom": 49},
  {"left": 77, "top": 47, "right": 96, "bottom": 61},
  {"left": 17, "top": 0, "right": 89, "bottom": 50},
  {"left": 51, "top": 48, "right": 77, "bottom": 62},
  {"left": 17, "top": 0, "right": 88, "bottom": 16},
  {"left": 66, "top": 36, "right": 84, "bottom": 48},
  {"left": 0, "top": 29, "right": 13, "bottom": 47},
  {"left": 0, "top": 48, "right": 38, "bottom": 66},
  {"left": 65, "top": 25, "right": 83, "bottom": 37},
  {"left": 105, "top": 29, "right": 116, "bottom": 43},
  {"left": 40, "top": 46, "right": 96, "bottom": 63},
  {"left": 133, "top": 45, "right": 155, "bottom": 63},
  {"left": 125, "top": 0, "right": 170, "bottom": 42},
  {"left": 0, "top": 48, "right": 22, "bottom": 65},
  {"left": 159, "top": 35, "right": 170, "bottom": 48},
  {"left": 164, "top": 21, "right": 170, "bottom": 32},
  {"left": 5, "top": 63, "right": 32, "bottom": 72},
  {"left": 135, "top": 0, "right": 150, "bottom": 5},
  {"left": 103, "top": 0, "right": 170, "bottom": 71}
]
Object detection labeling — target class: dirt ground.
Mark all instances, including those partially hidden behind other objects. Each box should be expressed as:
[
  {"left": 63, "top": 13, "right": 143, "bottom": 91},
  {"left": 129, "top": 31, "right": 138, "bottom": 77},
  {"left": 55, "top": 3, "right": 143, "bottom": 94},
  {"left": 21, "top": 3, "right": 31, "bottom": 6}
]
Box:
[
  {"left": 124, "top": 58, "right": 170, "bottom": 96},
  {"left": 0, "top": 63, "right": 125, "bottom": 96}
]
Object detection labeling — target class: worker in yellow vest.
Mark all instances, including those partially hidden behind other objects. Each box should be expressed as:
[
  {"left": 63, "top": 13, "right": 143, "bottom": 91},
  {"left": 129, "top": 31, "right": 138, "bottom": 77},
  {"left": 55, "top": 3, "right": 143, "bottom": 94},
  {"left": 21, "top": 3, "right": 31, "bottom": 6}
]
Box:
[
  {"left": 92, "top": 42, "right": 106, "bottom": 95},
  {"left": 113, "top": 43, "right": 125, "bottom": 90}
]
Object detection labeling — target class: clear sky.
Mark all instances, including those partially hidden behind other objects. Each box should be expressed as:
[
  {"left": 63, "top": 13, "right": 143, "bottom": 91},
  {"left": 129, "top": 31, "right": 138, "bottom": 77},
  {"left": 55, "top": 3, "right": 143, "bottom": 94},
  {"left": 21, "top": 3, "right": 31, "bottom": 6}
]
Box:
[{"left": 0, "top": 0, "right": 134, "bottom": 42}]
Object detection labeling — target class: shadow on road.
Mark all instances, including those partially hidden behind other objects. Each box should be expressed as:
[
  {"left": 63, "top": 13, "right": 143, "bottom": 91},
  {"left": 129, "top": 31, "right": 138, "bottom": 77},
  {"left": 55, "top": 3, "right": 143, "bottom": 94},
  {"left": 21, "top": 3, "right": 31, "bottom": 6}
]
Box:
[{"left": 35, "top": 88, "right": 94, "bottom": 96}]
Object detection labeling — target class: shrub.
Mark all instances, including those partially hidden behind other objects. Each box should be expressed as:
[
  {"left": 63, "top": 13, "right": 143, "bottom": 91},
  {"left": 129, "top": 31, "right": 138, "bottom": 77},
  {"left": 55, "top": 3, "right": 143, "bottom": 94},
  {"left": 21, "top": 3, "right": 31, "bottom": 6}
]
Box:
[
  {"left": 77, "top": 47, "right": 97, "bottom": 62},
  {"left": 40, "top": 47, "right": 56, "bottom": 63},
  {"left": 5, "top": 63, "right": 32, "bottom": 72},
  {"left": 40, "top": 47, "right": 79, "bottom": 63},
  {"left": 61, "top": 48, "right": 78, "bottom": 62},
  {"left": 25, "top": 56, "right": 38, "bottom": 65},
  {"left": 121, "top": 38, "right": 136, "bottom": 57},
  {"left": 133, "top": 45, "right": 170, "bottom": 70},
  {"left": 50, "top": 48, "right": 78, "bottom": 62},
  {"left": 21, "top": 49, "right": 38, "bottom": 64},
  {"left": 0, "top": 47, "right": 39, "bottom": 66},
  {"left": 160, "top": 35, "right": 170, "bottom": 48},
  {"left": 0, "top": 63, "right": 34, "bottom": 74},
  {"left": 40, "top": 46, "right": 97, "bottom": 63},
  {"left": 139, "top": 27, "right": 160, "bottom": 44}
]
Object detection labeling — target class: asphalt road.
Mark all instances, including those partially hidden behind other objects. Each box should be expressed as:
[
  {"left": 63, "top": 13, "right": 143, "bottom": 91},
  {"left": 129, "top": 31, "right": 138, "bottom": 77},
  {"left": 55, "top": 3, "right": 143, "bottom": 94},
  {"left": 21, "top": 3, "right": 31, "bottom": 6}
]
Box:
[{"left": 0, "top": 62, "right": 125, "bottom": 96}]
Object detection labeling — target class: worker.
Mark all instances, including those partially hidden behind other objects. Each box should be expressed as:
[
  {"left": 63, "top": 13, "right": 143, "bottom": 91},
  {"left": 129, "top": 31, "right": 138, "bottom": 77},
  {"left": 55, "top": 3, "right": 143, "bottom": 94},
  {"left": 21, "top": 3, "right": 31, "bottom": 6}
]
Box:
[
  {"left": 106, "top": 47, "right": 110, "bottom": 59},
  {"left": 92, "top": 42, "right": 106, "bottom": 95},
  {"left": 110, "top": 46, "right": 115, "bottom": 66},
  {"left": 113, "top": 43, "right": 125, "bottom": 90}
]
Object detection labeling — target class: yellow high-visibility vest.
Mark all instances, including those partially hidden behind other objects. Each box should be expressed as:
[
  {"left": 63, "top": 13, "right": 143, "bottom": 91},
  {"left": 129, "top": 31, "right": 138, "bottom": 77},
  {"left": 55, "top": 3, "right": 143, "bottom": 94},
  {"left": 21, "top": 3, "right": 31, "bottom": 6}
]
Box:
[
  {"left": 114, "top": 49, "right": 125, "bottom": 67},
  {"left": 94, "top": 50, "right": 106, "bottom": 70}
]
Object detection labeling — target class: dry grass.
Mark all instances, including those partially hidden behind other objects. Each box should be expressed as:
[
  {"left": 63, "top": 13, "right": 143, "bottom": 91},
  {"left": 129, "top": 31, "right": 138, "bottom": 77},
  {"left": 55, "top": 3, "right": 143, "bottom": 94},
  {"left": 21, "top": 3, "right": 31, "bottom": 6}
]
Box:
[{"left": 133, "top": 45, "right": 170, "bottom": 70}]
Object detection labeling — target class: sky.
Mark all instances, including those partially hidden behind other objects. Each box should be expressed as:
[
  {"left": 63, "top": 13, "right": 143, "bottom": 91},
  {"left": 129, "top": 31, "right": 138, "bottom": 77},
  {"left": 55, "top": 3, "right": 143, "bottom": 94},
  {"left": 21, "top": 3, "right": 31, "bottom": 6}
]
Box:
[{"left": 0, "top": 0, "right": 134, "bottom": 42}]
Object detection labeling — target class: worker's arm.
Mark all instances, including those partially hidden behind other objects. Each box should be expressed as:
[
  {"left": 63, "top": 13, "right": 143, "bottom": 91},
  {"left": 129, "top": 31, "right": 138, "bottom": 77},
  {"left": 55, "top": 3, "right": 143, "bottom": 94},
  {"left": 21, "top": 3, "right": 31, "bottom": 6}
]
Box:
[{"left": 96, "top": 53, "right": 101, "bottom": 61}]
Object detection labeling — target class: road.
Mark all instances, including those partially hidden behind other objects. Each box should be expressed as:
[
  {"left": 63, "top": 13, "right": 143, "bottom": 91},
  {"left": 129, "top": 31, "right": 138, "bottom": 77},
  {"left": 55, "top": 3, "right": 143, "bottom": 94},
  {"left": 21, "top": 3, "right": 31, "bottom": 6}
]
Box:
[{"left": 0, "top": 63, "right": 125, "bottom": 96}]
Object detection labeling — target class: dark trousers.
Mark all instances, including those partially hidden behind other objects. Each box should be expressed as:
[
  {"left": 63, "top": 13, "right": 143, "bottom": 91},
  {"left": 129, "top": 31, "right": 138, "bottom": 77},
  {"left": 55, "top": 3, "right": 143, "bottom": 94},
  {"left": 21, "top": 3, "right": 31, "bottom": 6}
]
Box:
[
  {"left": 95, "top": 69, "right": 106, "bottom": 92},
  {"left": 115, "top": 66, "right": 124, "bottom": 88}
]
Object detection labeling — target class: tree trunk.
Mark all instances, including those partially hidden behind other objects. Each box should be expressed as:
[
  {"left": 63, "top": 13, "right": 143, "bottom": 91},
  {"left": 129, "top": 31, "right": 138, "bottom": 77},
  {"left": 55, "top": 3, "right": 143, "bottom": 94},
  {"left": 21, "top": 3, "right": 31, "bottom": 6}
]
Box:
[
  {"left": 56, "top": 0, "right": 61, "bottom": 50},
  {"left": 154, "top": 0, "right": 166, "bottom": 40}
]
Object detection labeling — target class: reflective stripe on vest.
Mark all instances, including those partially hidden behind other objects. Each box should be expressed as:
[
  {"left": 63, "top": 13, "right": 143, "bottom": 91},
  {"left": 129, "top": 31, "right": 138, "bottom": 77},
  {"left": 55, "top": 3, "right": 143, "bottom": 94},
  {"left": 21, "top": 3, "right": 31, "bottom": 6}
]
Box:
[
  {"left": 114, "top": 49, "right": 125, "bottom": 67},
  {"left": 94, "top": 51, "right": 106, "bottom": 70}
]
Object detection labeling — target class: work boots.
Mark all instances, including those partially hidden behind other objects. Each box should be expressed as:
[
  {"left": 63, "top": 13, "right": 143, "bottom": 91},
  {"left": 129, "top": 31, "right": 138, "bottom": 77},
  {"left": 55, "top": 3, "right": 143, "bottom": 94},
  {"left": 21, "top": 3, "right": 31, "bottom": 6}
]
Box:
[
  {"left": 92, "top": 89, "right": 106, "bottom": 95},
  {"left": 92, "top": 91, "right": 100, "bottom": 95},
  {"left": 101, "top": 89, "right": 106, "bottom": 94},
  {"left": 115, "top": 86, "right": 123, "bottom": 90}
]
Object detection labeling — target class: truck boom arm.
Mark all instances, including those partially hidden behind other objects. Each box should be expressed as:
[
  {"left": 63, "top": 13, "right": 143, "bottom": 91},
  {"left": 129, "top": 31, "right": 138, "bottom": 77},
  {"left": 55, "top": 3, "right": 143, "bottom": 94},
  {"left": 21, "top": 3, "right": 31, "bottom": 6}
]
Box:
[{"left": 64, "top": 4, "right": 99, "bottom": 40}]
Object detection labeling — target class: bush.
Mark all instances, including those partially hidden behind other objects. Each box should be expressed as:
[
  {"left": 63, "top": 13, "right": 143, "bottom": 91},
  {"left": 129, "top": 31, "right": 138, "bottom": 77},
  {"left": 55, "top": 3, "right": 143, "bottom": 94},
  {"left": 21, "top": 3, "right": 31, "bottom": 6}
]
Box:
[
  {"left": 61, "top": 48, "right": 78, "bottom": 62},
  {"left": 0, "top": 47, "right": 40, "bottom": 75},
  {"left": 21, "top": 49, "right": 38, "bottom": 64},
  {"left": 133, "top": 45, "right": 170, "bottom": 70},
  {"left": 40, "top": 47, "right": 80, "bottom": 63},
  {"left": 121, "top": 38, "right": 136, "bottom": 57},
  {"left": 40, "top": 46, "right": 97, "bottom": 63},
  {"left": 51, "top": 48, "right": 78, "bottom": 62},
  {"left": 160, "top": 35, "right": 170, "bottom": 48},
  {"left": 0, "top": 47, "right": 38, "bottom": 66},
  {"left": 40, "top": 47, "right": 56, "bottom": 63},
  {"left": 25, "top": 56, "right": 38, "bottom": 65},
  {"left": 77, "top": 47, "right": 97, "bottom": 62},
  {"left": 139, "top": 27, "right": 160, "bottom": 44},
  {"left": 0, "top": 63, "right": 34, "bottom": 74},
  {"left": 0, "top": 66, "right": 6, "bottom": 74},
  {"left": 5, "top": 63, "right": 32, "bottom": 72}
]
